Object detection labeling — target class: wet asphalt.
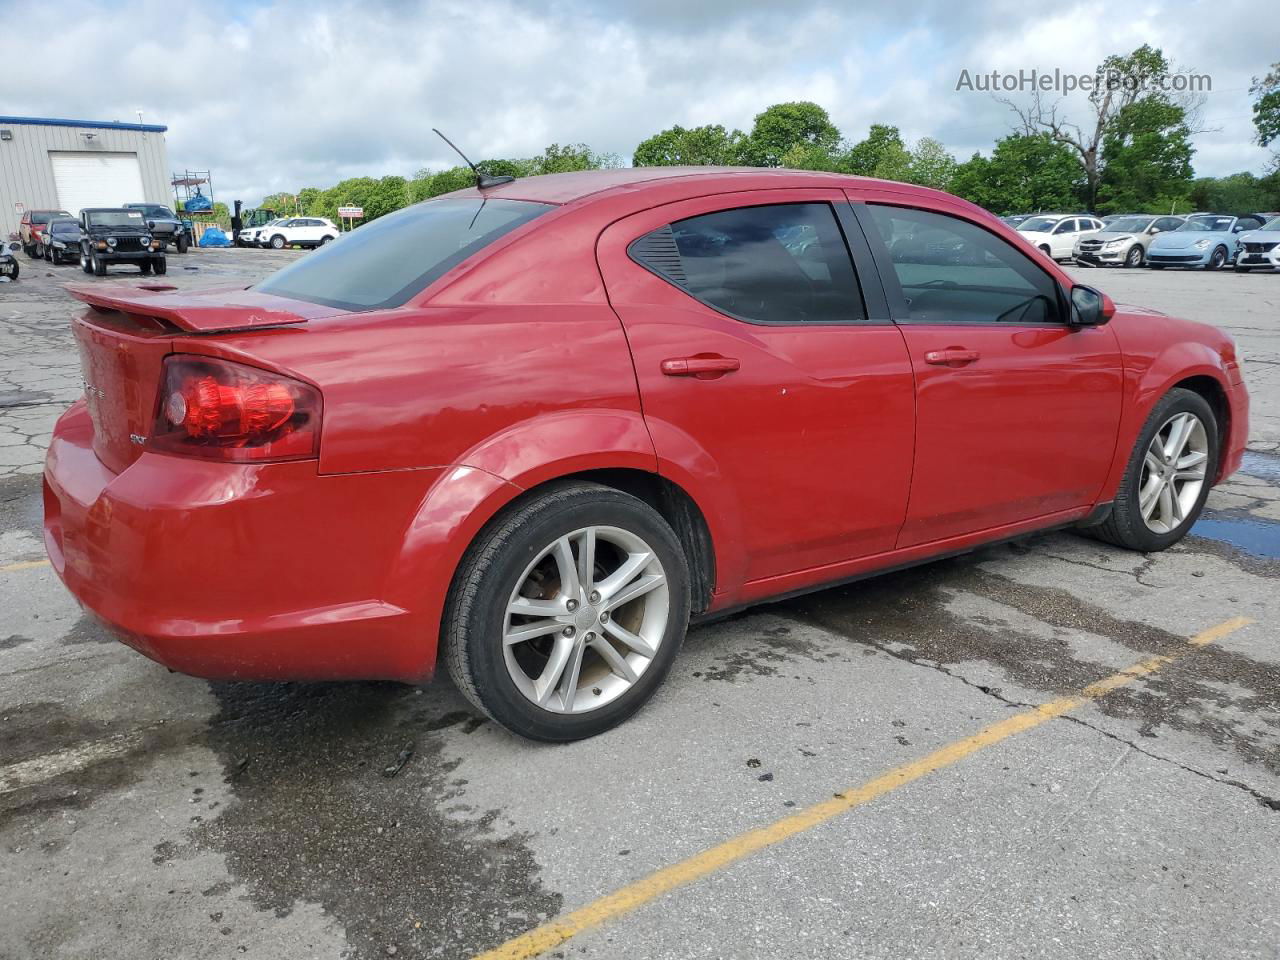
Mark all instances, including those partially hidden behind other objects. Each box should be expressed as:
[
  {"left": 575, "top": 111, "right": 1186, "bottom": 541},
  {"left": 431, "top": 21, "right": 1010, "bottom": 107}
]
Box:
[{"left": 1, "top": 251, "right": 1278, "bottom": 959}]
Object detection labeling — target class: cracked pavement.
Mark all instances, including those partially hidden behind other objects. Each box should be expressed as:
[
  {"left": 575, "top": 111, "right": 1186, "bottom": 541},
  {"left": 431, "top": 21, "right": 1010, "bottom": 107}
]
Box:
[{"left": 1, "top": 252, "right": 1279, "bottom": 959}]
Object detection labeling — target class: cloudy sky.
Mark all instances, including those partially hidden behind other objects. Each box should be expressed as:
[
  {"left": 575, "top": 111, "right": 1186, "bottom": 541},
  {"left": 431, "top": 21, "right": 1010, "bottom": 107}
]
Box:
[{"left": 6, "top": 0, "right": 1277, "bottom": 204}]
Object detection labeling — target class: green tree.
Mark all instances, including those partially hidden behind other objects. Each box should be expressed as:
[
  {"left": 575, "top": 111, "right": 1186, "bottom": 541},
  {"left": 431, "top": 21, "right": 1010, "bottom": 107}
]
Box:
[
  {"left": 1001, "top": 44, "right": 1198, "bottom": 210},
  {"left": 840, "top": 124, "right": 907, "bottom": 176},
  {"left": 1251, "top": 63, "right": 1280, "bottom": 147},
  {"left": 529, "top": 143, "right": 621, "bottom": 174},
  {"left": 1189, "top": 172, "right": 1280, "bottom": 212},
  {"left": 633, "top": 124, "right": 747, "bottom": 166},
  {"left": 949, "top": 134, "right": 1085, "bottom": 214},
  {"left": 905, "top": 138, "right": 957, "bottom": 190},
  {"left": 1097, "top": 98, "right": 1193, "bottom": 212},
  {"left": 744, "top": 101, "right": 841, "bottom": 167}
]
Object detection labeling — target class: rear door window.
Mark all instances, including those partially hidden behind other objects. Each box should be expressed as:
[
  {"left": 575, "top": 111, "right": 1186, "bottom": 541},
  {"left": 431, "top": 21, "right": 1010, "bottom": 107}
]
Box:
[
  {"left": 865, "top": 204, "right": 1063, "bottom": 325},
  {"left": 629, "top": 203, "right": 865, "bottom": 324},
  {"left": 255, "top": 197, "right": 553, "bottom": 310}
]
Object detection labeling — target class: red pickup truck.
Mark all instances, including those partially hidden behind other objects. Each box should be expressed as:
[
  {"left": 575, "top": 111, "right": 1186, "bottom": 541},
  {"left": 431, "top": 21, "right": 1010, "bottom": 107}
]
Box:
[{"left": 19, "top": 209, "right": 72, "bottom": 257}]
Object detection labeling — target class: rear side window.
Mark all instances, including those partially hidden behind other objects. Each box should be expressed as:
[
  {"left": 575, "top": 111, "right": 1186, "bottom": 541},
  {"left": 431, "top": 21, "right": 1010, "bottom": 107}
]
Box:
[
  {"left": 630, "top": 203, "right": 865, "bottom": 324},
  {"left": 866, "top": 204, "right": 1063, "bottom": 325},
  {"left": 255, "top": 198, "right": 553, "bottom": 310}
]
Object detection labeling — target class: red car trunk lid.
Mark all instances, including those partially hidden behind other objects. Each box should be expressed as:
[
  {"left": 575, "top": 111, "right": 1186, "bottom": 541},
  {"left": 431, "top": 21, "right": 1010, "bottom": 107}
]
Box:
[{"left": 66, "top": 284, "right": 335, "bottom": 472}]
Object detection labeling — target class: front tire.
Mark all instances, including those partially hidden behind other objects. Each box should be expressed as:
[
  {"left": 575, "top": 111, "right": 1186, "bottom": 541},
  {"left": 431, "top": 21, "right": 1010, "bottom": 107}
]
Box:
[
  {"left": 1087, "top": 388, "right": 1217, "bottom": 552},
  {"left": 153, "top": 258, "right": 167, "bottom": 275},
  {"left": 1206, "top": 246, "right": 1228, "bottom": 270},
  {"left": 176, "top": 235, "right": 189, "bottom": 254},
  {"left": 1124, "top": 245, "right": 1144, "bottom": 268},
  {"left": 92, "top": 253, "right": 106, "bottom": 276},
  {"left": 1234, "top": 265, "right": 1252, "bottom": 273},
  {"left": 442, "top": 481, "right": 691, "bottom": 742},
  {"left": 270, "top": 235, "right": 286, "bottom": 249},
  {"left": 80, "top": 251, "right": 92, "bottom": 274}
]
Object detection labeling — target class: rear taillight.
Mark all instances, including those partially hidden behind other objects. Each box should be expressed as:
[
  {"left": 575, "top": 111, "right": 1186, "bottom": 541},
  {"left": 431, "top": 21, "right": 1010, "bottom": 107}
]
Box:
[{"left": 149, "top": 355, "right": 321, "bottom": 462}]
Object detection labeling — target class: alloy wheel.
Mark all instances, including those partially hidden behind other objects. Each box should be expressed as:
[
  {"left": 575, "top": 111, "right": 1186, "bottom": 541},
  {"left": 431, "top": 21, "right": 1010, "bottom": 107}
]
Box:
[
  {"left": 503, "top": 525, "right": 669, "bottom": 714},
  {"left": 1138, "top": 412, "right": 1209, "bottom": 534}
]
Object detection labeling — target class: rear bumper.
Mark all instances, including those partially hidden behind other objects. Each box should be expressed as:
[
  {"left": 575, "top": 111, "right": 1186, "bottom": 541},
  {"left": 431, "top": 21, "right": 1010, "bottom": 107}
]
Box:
[{"left": 43, "top": 401, "right": 457, "bottom": 683}]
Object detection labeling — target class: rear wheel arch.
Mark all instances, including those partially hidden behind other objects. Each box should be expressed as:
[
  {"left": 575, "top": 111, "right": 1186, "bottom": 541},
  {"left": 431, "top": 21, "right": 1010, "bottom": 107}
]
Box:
[{"left": 445, "top": 468, "right": 716, "bottom": 619}]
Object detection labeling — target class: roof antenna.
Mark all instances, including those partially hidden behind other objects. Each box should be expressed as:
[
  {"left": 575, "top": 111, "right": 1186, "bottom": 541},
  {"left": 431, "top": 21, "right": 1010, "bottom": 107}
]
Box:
[{"left": 432, "top": 129, "right": 515, "bottom": 189}]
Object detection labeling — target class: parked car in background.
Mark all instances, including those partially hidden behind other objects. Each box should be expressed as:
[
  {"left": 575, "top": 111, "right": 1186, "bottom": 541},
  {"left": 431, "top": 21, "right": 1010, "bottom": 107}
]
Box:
[
  {"left": 250, "top": 218, "right": 291, "bottom": 247},
  {"left": 45, "top": 168, "right": 1249, "bottom": 741},
  {"left": 1234, "top": 216, "right": 1280, "bottom": 272},
  {"left": 39, "top": 217, "right": 84, "bottom": 265},
  {"left": 262, "top": 217, "right": 340, "bottom": 249},
  {"left": 124, "top": 203, "right": 190, "bottom": 253},
  {"left": 1016, "top": 214, "right": 1105, "bottom": 261},
  {"left": 1074, "top": 215, "right": 1185, "bottom": 268},
  {"left": 1000, "top": 214, "right": 1033, "bottom": 227},
  {"left": 1147, "top": 214, "right": 1268, "bottom": 270},
  {"left": 18, "top": 209, "right": 72, "bottom": 257},
  {"left": 77, "top": 208, "right": 166, "bottom": 276},
  {"left": 0, "top": 239, "right": 20, "bottom": 280}
]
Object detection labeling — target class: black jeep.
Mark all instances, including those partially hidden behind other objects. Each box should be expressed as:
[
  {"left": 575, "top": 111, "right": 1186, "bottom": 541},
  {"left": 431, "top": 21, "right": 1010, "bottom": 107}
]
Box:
[{"left": 78, "top": 208, "right": 167, "bottom": 276}]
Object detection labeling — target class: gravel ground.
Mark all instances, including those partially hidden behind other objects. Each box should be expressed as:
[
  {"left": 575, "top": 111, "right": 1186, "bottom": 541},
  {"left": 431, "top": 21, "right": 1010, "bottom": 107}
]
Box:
[{"left": 1, "top": 249, "right": 1278, "bottom": 960}]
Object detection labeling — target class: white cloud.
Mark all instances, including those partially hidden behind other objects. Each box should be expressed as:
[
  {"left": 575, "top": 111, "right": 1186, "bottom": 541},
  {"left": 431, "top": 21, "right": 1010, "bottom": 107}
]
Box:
[{"left": 5, "top": 0, "right": 1274, "bottom": 204}]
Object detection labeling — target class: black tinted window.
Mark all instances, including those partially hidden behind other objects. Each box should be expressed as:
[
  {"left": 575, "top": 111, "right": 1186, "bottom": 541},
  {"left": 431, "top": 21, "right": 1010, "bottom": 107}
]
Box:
[
  {"left": 255, "top": 198, "right": 553, "bottom": 310},
  {"left": 631, "top": 204, "right": 864, "bottom": 324},
  {"left": 867, "top": 205, "right": 1062, "bottom": 324}
]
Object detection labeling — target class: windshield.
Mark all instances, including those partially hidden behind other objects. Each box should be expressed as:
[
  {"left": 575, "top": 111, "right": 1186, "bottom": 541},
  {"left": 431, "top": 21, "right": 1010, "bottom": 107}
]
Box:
[
  {"left": 1177, "top": 217, "right": 1232, "bottom": 232},
  {"left": 129, "top": 204, "right": 176, "bottom": 218},
  {"left": 1257, "top": 217, "right": 1280, "bottom": 231},
  {"left": 1105, "top": 217, "right": 1155, "bottom": 233},
  {"left": 30, "top": 211, "right": 68, "bottom": 224},
  {"left": 255, "top": 197, "right": 554, "bottom": 310},
  {"left": 85, "top": 210, "right": 147, "bottom": 227},
  {"left": 1017, "top": 217, "right": 1060, "bottom": 232},
  {"left": 49, "top": 220, "right": 80, "bottom": 236}
]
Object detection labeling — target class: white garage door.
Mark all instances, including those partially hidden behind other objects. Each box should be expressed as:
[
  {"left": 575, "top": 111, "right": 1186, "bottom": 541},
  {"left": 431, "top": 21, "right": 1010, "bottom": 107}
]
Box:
[{"left": 51, "top": 152, "right": 146, "bottom": 215}]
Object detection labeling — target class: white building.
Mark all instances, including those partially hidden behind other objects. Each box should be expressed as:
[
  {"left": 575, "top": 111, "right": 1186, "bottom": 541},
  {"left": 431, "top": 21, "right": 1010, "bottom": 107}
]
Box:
[{"left": 0, "top": 116, "right": 171, "bottom": 237}]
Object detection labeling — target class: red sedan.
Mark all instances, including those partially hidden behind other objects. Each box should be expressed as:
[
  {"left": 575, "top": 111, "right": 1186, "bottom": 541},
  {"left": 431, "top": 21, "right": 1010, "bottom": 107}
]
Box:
[{"left": 44, "top": 168, "right": 1249, "bottom": 740}]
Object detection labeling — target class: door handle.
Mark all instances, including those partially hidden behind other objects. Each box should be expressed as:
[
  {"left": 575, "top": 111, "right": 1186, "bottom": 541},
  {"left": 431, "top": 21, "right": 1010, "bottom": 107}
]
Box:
[
  {"left": 661, "top": 356, "right": 741, "bottom": 377},
  {"left": 924, "top": 348, "right": 980, "bottom": 367}
]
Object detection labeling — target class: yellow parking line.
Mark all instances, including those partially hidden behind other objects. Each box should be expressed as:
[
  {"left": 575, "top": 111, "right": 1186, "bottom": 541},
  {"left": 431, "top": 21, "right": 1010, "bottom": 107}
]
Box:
[
  {"left": 471, "top": 615, "right": 1253, "bottom": 960},
  {"left": 0, "top": 559, "right": 50, "bottom": 574}
]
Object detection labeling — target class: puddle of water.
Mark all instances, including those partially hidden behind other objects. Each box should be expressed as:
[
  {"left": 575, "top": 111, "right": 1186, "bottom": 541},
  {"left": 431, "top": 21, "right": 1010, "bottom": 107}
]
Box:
[
  {"left": 1191, "top": 514, "right": 1280, "bottom": 559},
  {"left": 1240, "top": 451, "right": 1280, "bottom": 484}
]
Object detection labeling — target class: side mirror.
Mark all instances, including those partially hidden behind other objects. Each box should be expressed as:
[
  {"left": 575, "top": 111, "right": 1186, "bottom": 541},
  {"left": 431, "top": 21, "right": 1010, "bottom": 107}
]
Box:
[{"left": 1070, "top": 285, "right": 1115, "bottom": 327}]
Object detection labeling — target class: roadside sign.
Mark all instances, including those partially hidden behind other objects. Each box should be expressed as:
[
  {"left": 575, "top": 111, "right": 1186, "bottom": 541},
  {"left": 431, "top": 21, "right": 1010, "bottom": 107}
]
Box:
[
  {"left": 14, "top": 201, "right": 24, "bottom": 214},
  {"left": 337, "top": 206, "right": 363, "bottom": 218}
]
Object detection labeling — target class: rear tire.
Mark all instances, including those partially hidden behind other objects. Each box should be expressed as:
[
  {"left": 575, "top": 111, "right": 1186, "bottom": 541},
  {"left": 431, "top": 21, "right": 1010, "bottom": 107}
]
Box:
[
  {"left": 1086, "top": 388, "right": 1217, "bottom": 552},
  {"left": 442, "top": 481, "right": 691, "bottom": 742}
]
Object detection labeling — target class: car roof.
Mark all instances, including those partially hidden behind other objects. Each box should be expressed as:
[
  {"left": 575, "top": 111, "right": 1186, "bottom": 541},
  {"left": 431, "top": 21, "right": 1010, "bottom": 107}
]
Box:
[{"left": 444, "top": 166, "right": 956, "bottom": 207}]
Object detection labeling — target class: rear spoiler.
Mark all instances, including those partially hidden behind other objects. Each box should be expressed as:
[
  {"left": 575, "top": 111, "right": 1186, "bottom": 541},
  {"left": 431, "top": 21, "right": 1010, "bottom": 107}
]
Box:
[{"left": 65, "top": 283, "right": 310, "bottom": 334}]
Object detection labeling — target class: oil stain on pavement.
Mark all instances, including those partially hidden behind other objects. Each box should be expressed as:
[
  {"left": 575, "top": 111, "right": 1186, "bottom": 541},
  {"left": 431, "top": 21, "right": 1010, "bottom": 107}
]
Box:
[{"left": 177, "top": 682, "right": 561, "bottom": 960}]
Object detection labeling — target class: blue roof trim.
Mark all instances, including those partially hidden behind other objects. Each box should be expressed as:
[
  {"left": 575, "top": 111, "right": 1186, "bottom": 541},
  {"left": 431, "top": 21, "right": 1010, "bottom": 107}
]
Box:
[{"left": 0, "top": 116, "right": 167, "bottom": 133}]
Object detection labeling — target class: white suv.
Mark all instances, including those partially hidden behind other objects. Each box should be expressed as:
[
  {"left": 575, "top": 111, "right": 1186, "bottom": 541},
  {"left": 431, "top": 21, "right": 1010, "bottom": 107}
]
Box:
[
  {"left": 1015, "top": 214, "right": 1105, "bottom": 261},
  {"left": 262, "top": 217, "right": 339, "bottom": 250}
]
